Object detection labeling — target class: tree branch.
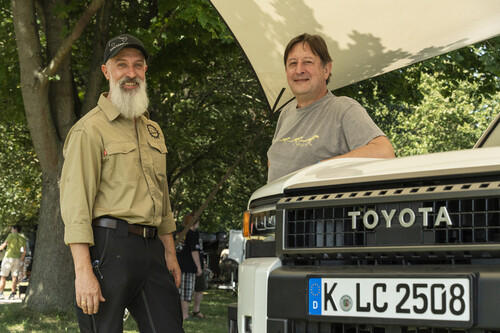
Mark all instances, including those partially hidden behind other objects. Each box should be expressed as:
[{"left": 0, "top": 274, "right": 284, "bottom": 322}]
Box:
[
  {"left": 154, "top": 8, "right": 177, "bottom": 43},
  {"left": 168, "top": 143, "right": 218, "bottom": 184},
  {"left": 42, "top": 0, "right": 104, "bottom": 81},
  {"left": 174, "top": 132, "right": 260, "bottom": 246}
]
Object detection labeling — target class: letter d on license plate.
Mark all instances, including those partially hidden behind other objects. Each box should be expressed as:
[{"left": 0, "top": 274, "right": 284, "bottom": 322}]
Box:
[
  {"left": 308, "top": 277, "right": 472, "bottom": 324},
  {"left": 309, "top": 278, "right": 323, "bottom": 315}
]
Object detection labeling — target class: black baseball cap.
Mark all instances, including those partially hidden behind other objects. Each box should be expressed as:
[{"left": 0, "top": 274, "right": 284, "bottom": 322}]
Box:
[{"left": 103, "top": 34, "right": 148, "bottom": 64}]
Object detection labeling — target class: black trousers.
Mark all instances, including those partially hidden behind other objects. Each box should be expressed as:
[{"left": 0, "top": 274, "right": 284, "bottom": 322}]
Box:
[{"left": 76, "top": 220, "right": 184, "bottom": 333}]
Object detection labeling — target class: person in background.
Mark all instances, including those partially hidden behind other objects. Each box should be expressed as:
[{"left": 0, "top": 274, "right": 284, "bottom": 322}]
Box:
[
  {"left": 60, "top": 33, "right": 183, "bottom": 332},
  {"left": 191, "top": 223, "right": 207, "bottom": 319},
  {"left": 176, "top": 213, "right": 203, "bottom": 320},
  {"left": 267, "top": 33, "right": 395, "bottom": 183},
  {"left": 0, "top": 225, "right": 27, "bottom": 300}
]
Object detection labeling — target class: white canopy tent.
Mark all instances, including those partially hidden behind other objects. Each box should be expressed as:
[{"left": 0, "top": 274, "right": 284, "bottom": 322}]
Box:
[{"left": 210, "top": 0, "right": 500, "bottom": 111}]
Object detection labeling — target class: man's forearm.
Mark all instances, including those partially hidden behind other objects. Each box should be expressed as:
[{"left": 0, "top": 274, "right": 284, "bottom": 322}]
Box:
[
  {"left": 159, "top": 233, "right": 176, "bottom": 259},
  {"left": 69, "top": 243, "right": 93, "bottom": 276},
  {"left": 159, "top": 233, "right": 181, "bottom": 287},
  {"left": 326, "top": 136, "right": 395, "bottom": 161}
]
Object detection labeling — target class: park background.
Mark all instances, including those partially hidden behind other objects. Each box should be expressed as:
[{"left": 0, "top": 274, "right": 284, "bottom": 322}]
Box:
[{"left": 0, "top": 0, "right": 498, "bottom": 330}]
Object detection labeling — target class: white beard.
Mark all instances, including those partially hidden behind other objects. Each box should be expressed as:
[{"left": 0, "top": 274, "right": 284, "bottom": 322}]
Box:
[{"left": 109, "top": 74, "right": 149, "bottom": 119}]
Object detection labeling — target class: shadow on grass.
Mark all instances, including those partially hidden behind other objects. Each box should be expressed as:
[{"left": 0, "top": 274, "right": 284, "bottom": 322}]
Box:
[
  {"left": 0, "top": 287, "right": 236, "bottom": 332},
  {"left": 182, "top": 288, "right": 236, "bottom": 333}
]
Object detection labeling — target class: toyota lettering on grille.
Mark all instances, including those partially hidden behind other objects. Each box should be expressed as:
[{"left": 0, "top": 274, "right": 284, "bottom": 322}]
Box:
[{"left": 347, "top": 206, "right": 452, "bottom": 230}]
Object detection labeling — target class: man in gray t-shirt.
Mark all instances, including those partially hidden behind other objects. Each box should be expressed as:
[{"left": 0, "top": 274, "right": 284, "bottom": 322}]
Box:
[{"left": 267, "top": 33, "right": 395, "bottom": 183}]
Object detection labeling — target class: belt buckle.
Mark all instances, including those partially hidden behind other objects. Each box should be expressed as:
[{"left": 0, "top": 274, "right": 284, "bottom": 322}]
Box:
[{"left": 143, "top": 226, "right": 155, "bottom": 238}]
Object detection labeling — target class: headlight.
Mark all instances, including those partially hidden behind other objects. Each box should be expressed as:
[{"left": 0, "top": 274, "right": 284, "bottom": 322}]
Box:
[
  {"left": 252, "top": 210, "right": 276, "bottom": 233},
  {"left": 243, "top": 209, "right": 277, "bottom": 238}
]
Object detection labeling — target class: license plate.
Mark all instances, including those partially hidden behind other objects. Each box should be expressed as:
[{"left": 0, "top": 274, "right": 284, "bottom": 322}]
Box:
[{"left": 308, "top": 277, "right": 472, "bottom": 323}]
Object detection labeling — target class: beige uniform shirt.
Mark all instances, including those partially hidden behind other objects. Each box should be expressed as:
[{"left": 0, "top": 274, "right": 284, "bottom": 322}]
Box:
[{"left": 60, "top": 94, "right": 175, "bottom": 245}]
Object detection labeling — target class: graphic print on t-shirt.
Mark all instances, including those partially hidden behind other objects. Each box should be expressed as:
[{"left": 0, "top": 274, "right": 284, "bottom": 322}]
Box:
[{"left": 278, "top": 135, "right": 319, "bottom": 146}]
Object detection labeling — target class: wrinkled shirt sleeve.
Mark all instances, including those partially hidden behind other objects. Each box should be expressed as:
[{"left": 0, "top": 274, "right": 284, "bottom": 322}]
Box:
[{"left": 60, "top": 128, "right": 102, "bottom": 246}]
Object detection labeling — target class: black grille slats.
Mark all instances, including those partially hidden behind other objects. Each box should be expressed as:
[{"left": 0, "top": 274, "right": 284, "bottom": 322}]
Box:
[
  {"left": 284, "top": 197, "right": 500, "bottom": 258},
  {"left": 280, "top": 180, "right": 500, "bottom": 260},
  {"left": 285, "top": 198, "right": 500, "bottom": 249}
]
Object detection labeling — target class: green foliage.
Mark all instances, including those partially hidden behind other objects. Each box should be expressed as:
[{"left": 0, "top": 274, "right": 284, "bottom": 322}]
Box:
[
  {"left": 0, "top": 3, "right": 24, "bottom": 124},
  {"left": 378, "top": 73, "right": 499, "bottom": 157},
  {"left": 421, "top": 37, "right": 500, "bottom": 101},
  {"left": 0, "top": 123, "right": 42, "bottom": 236}
]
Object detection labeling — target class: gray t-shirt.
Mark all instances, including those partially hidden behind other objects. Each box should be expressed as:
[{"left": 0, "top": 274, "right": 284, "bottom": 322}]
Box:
[{"left": 267, "top": 92, "right": 385, "bottom": 183}]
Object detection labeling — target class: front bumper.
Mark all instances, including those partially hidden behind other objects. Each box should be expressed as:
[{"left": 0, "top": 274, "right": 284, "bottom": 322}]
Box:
[{"left": 238, "top": 257, "right": 281, "bottom": 333}]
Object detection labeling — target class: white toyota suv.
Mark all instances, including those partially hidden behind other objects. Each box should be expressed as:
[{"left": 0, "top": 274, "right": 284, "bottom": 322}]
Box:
[{"left": 209, "top": 1, "right": 500, "bottom": 332}]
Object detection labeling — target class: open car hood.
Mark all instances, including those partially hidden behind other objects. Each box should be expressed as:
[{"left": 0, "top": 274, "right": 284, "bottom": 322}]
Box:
[{"left": 210, "top": 0, "right": 500, "bottom": 111}]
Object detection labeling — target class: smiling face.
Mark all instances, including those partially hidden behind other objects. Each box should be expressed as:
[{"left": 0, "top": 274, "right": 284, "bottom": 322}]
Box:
[
  {"left": 285, "top": 42, "right": 332, "bottom": 108},
  {"left": 101, "top": 47, "right": 149, "bottom": 118},
  {"left": 102, "top": 47, "right": 147, "bottom": 93}
]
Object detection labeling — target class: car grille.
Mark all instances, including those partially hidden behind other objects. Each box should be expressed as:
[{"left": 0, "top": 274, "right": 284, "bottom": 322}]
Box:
[
  {"left": 286, "top": 197, "right": 500, "bottom": 247},
  {"left": 279, "top": 181, "right": 500, "bottom": 259}
]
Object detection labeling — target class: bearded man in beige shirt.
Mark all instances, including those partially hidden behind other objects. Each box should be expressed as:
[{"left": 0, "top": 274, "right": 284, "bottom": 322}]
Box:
[{"left": 60, "top": 34, "right": 184, "bottom": 333}]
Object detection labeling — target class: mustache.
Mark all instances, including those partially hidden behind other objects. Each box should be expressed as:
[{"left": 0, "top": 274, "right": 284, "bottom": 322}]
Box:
[{"left": 118, "top": 76, "right": 142, "bottom": 85}]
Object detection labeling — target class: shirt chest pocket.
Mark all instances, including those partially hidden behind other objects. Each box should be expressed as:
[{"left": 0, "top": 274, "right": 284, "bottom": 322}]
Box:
[
  {"left": 147, "top": 139, "right": 168, "bottom": 179},
  {"left": 103, "top": 142, "right": 141, "bottom": 182}
]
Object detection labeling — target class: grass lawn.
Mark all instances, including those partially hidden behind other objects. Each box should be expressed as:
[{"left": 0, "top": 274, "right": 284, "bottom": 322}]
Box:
[{"left": 0, "top": 281, "right": 236, "bottom": 333}]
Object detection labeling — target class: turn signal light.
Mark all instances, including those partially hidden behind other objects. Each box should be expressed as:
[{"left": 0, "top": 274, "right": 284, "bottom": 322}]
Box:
[{"left": 243, "top": 211, "right": 250, "bottom": 238}]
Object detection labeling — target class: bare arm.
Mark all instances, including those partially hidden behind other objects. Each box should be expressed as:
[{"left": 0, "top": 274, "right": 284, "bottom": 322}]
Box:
[
  {"left": 159, "top": 233, "right": 182, "bottom": 287},
  {"left": 0, "top": 241, "right": 7, "bottom": 251},
  {"left": 69, "top": 243, "right": 105, "bottom": 315},
  {"left": 191, "top": 250, "right": 203, "bottom": 277},
  {"left": 324, "top": 136, "right": 395, "bottom": 161},
  {"left": 20, "top": 243, "right": 27, "bottom": 262}
]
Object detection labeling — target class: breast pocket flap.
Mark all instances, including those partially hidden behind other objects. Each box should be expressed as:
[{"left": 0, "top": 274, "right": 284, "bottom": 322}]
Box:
[
  {"left": 105, "top": 142, "right": 137, "bottom": 155},
  {"left": 147, "top": 140, "right": 168, "bottom": 154}
]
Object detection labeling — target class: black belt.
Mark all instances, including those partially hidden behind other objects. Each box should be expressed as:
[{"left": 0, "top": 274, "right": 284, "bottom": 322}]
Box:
[{"left": 92, "top": 217, "right": 157, "bottom": 238}]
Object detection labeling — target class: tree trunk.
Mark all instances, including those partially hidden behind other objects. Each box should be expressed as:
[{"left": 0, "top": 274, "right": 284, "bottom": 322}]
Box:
[
  {"left": 12, "top": 0, "right": 104, "bottom": 312},
  {"left": 11, "top": 0, "right": 72, "bottom": 311},
  {"left": 44, "top": 0, "right": 77, "bottom": 141},
  {"left": 25, "top": 173, "right": 75, "bottom": 311},
  {"left": 81, "top": 0, "right": 115, "bottom": 115}
]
